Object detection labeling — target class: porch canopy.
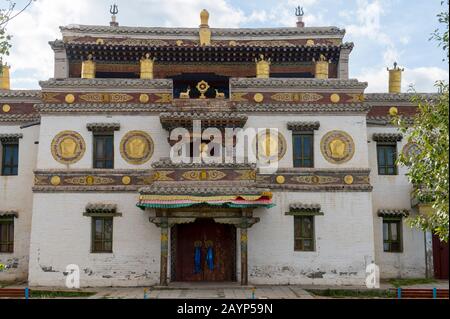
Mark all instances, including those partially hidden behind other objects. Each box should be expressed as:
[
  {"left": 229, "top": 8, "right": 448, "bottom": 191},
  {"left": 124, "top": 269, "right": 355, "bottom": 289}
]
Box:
[{"left": 137, "top": 182, "right": 274, "bottom": 209}]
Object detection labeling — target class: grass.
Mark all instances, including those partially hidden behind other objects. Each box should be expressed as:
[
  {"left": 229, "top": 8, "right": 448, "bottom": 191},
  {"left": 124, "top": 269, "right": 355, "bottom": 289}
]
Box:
[
  {"left": 388, "top": 278, "right": 437, "bottom": 288},
  {"left": 306, "top": 289, "right": 396, "bottom": 299},
  {"left": 30, "top": 290, "right": 97, "bottom": 298}
]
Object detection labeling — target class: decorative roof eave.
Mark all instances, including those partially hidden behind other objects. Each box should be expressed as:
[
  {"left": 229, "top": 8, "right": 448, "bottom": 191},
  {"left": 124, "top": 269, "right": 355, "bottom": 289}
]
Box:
[
  {"left": 160, "top": 112, "right": 248, "bottom": 130},
  {"left": 287, "top": 121, "right": 320, "bottom": 131},
  {"left": 84, "top": 203, "right": 121, "bottom": 216},
  {"left": 372, "top": 133, "right": 403, "bottom": 143},
  {"left": 35, "top": 103, "right": 168, "bottom": 114},
  {"left": 39, "top": 78, "right": 173, "bottom": 90},
  {"left": 365, "top": 93, "right": 439, "bottom": 103},
  {"left": 377, "top": 209, "right": 410, "bottom": 218},
  {"left": 87, "top": 122, "right": 121, "bottom": 132},
  {"left": 367, "top": 116, "right": 414, "bottom": 126},
  {"left": 65, "top": 44, "right": 343, "bottom": 63},
  {"left": 61, "top": 24, "right": 346, "bottom": 38},
  {"left": 137, "top": 182, "right": 273, "bottom": 209},
  {"left": 151, "top": 158, "right": 256, "bottom": 169},
  {"left": 0, "top": 114, "right": 40, "bottom": 123},
  {"left": 236, "top": 103, "right": 371, "bottom": 114},
  {"left": 0, "top": 90, "right": 42, "bottom": 99},
  {"left": 230, "top": 78, "right": 368, "bottom": 90},
  {"left": 0, "top": 211, "right": 18, "bottom": 218},
  {"left": 0, "top": 133, "right": 24, "bottom": 144},
  {"left": 286, "top": 203, "right": 323, "bottom": 216}
]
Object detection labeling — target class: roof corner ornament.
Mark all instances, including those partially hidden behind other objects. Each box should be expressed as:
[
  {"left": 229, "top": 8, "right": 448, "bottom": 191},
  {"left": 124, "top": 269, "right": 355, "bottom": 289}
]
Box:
[
  {"left": 110, "top": 3, "right": 119, "bottom": 27},
  {"left": 296, "top": 6, "right": 305, "bottom": 28},
  {"left": 387, "top": 62, "right": 404, "bottom": 94}
]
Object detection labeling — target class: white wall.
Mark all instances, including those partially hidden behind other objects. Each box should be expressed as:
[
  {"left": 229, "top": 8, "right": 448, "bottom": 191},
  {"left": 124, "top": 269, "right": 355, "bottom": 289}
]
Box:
[
  {"left": 368, "top": 126, "right": 426, "bottom": 278},
  {"left": 0, "top": 124, "right": 39, "bottom": 281},
  {"left": 37, "top": 115, "right": 170, "bottom": 170},
  {"left": 246, "top": 114, "right": 369, "bottom": 169},
  {"left": 248, "top": 191, "right": 375, "bottom": 285},
  {"left": 28, "top": 193, "right": 160, "bottom": 287}
]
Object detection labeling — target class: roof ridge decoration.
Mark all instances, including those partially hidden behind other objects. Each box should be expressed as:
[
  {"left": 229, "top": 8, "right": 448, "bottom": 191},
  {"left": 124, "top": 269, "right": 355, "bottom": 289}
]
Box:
[
  {"left": 365, "top": 93, "right": 439, "bottom": 102},
  {"left": 0, "top": 90, "right": 41, "bottom": 98},
  {"left": 61, "top": 24, "right": 346, "bottom": 37}
]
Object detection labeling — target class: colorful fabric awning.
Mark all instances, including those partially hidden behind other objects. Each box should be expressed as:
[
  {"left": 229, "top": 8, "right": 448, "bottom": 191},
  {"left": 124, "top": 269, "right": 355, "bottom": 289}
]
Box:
[{"left": 137, "top": 184, "right": 274, "bottom": 209}]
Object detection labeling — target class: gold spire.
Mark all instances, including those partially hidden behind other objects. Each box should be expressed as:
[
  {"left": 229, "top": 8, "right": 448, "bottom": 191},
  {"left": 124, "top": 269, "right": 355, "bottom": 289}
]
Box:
[
  {"left": 81, "top": 54, "right": 96, "bottom": 79},
  {"left": 140, "top": 53, "right": 155, "bottom": 79},
  {"left": 314, "top": 54, "right": 329, "bottom": 79},
  {"left": 387, "top": 62, "right": 404, "bottom": 93},
  {"left": 255, "top": 54, "right": 271, "bottom": 78},
  {"left": 0, "top": 63, "right": 10, "bottom": 90},
  {"left": 199, "top": 9, "right": 211, "bottom": 46}
]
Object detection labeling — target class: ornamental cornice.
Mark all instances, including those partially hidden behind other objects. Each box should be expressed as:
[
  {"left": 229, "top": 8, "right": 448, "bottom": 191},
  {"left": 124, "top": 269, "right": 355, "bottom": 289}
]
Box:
[
  {"left": 0, "top": 114, "right": 40, "bottom": 123},
  {"left": 364, "top": 93, "right": 438, "bottom": 102},
  {"left": 235, "top": 103, "right": 371, "bottom": 114},
  {"left": 372, "top": 133, "right": 403, "bottom": 143},
  {"left": 35, "top": 103, "right": 168, "bottom": 113},
  {"left": 139, "top": 182, "right": 268, "bottom": 196},
  {"left": 0, "top": 90, "right": 41, "bottom": 99},
  {"left": 39, "top": 78, "right": 173, "bottom": 90},
  {"left": 0, "top": 133, "right": 24, "bottom": 144},
  {"left": 287, "top": 121, "right": 320, "bottom": 131},
  {"left": 377, "top": 209, "right": 410, "bottom": 217},
  {"left": 230, "top": 78, "right": 367, "bottom": 89},
  {"left": 87, "top": 122, "right": 121, "bottom": 132}
]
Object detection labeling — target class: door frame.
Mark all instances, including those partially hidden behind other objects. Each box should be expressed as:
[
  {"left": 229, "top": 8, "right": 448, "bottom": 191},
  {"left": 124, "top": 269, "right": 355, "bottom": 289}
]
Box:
[{"left": 170, "top": 218, "right": 237, "bottom": 282}]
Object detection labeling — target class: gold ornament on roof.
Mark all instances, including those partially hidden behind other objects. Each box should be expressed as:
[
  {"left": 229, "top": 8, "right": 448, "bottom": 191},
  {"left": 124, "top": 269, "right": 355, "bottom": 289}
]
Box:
[
  {"left": 255, "top": 54, "right": 271, "bottom": 78},
  {"left": 314, "top": 54, "right": 329, "bottom": 79},
  {"left": 81, "top": 54, "right": 96, "bottom": 79},
  {"left": 388, "top": 62, "right": 404, "bottom": 93},
  {"left": 196, "top": 80, "right": 210, "bottom": 99},
  {"left": 140, "top": 53, "right": 155, "bottom": 79},
  {"left": 199, "top": 9, "right": 211, "bottom": 46},
  {"left": 0, "top": 63, "right": 10, "bottom": 90}
]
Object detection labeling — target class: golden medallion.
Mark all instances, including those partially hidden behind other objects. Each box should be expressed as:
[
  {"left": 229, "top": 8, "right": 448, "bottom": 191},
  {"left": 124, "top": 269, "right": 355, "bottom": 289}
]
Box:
[
  {"left": 122, "top": 176, "right": 132, "bottom": 185},
  {"left": 344, "top": 175, "right": 354, "bottom": 185},
  {"left": 139, "top": 94, "right": 150, "bottom": 103},
  {"left": 276, "top": 176, "right": 286, "bottom": 184},
  {"left": 65, "top": 94, "right": 75, "bottom": 104},
  {"left": 306, "top": 39, "right": 315, "bottom": 46},
  {"left": 254, "top": 129, "right": 287, "bottom": 163},
  {"left": 320, "top": 130, "right": 355, "bottom": 164},
  {"left": 51, "top": 131, "right": 86, "bottom": 164},
  {"left": 330, "top": 94, "right": 340, "bottom": 103},
  {"left": 389, "top": 107, "right": 398, "bottom": 116},
  {"left": 2, "top": 104, "right": 11, "bottom": 113},
  {"left": 254, "top": 93, "right": 264, "bottom": 103},
  {"left": 120, "top": 131, "right": 154, "bottom": 165},
  {"left": 50, "top": 176, "right": 61, "bottom": 186},
  {"left": 86, "top": 176, "right": 95, "bottom": 185}
]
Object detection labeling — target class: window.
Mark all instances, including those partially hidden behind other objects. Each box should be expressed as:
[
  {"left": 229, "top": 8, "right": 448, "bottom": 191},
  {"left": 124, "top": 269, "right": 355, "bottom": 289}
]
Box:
[
  {"left": 91, "top": 217, "right": 113, "bottom": 253},
  {"left": 294, "top": 216, "right": 315, "bottom": 251},
  {"left": 293, "top": 133, "right": 314, "bottom": 168},
  {"left": 0, "top": 220, "right": 14, "bottom": 253},
  {"left": 383, "top": 219, "right": 402, "bottom": 253},
  {"left": 1, "top": 143, "right": 19, "bottom": 176},
  {"left": 93, "top": 134, "right": 114, "bottom": 169},
  {"left": 377, "top": 144, "right": 397, "bottom": 175}
]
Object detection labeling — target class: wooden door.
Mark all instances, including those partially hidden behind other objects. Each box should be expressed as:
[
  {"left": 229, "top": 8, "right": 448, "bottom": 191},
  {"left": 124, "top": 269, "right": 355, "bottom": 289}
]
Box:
[
  {"left": 175, "top": 219, "right": 236, "bottom": 282},
  {"left": 433, "top": 235, "right": 449, "bottom": 279}
]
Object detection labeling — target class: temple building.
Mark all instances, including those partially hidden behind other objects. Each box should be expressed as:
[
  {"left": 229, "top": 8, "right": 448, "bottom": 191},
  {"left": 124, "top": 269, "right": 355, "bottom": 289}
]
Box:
[{"left": 0, "top": 8, "right": 448, "bottom": 287}]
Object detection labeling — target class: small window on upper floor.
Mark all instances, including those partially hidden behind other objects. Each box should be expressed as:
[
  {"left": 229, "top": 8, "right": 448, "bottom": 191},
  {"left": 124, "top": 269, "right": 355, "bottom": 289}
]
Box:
[
  {"left": 1, "top": 143, "right": 19, "bottom": 176},
  {"left": 377, "top": 144, "right": 397, "bottom": 175},
  {"left": 293, "top": 133, "right": 314, "bottom": 168},
  {"left": 93, "top": 134, "right": 114, "bottom": 169}
]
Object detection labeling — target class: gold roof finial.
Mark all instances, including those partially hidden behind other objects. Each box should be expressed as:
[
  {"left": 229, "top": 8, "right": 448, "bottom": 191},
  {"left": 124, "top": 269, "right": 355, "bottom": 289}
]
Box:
[
  {"left": 199, "top": 9, "right": 211, "bottom": 46},
  {"left": 0, "top": 59, "right": 11, "bottom": 90},
  {"left": 387, "top": 62, "right": 404, "bottom": 93}
]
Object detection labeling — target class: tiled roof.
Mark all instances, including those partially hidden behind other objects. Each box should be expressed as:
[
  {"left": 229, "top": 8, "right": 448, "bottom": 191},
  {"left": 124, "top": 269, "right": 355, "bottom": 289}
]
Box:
[
  {"left": 377, "top": 209, "right": 410, "bottom": 217},
  {"left": 0, "top": 211, "right": 18, "bottom": 218},
  {"left": 230, "top": 78, "right": 367, "bottom": 89},
  {"left": 372, "top": 133, "right": 403, "bottom": 143},
  {"left": 87, "top": 123, "right": 121, "bottom": 132},
  {"left": 287, "top": 121, "right": 320, "bottom": 131}
]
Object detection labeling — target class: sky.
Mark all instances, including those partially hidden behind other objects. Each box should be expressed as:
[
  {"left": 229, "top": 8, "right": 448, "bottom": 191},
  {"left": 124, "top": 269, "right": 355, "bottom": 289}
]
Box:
[{"left": 1, "top": 0, "right": 449, "bottom": 92}]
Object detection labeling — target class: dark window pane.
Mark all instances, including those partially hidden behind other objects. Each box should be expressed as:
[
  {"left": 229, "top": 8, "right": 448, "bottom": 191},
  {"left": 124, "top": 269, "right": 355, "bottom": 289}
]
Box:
[
  {"left": 2, "top": 144, "right": 19, "bottom": 176},
  {"left": 377, "top": 145, "right": 397, "bottom": 175},
  {"left": 0, "top": 221, "right": 14, "bottom": 253},
  {"left": 93, "top": 135, "right": 114, "bottom": 169},
  {"left": 293, "top": 134, "right": 314, "bottom": 168}
]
